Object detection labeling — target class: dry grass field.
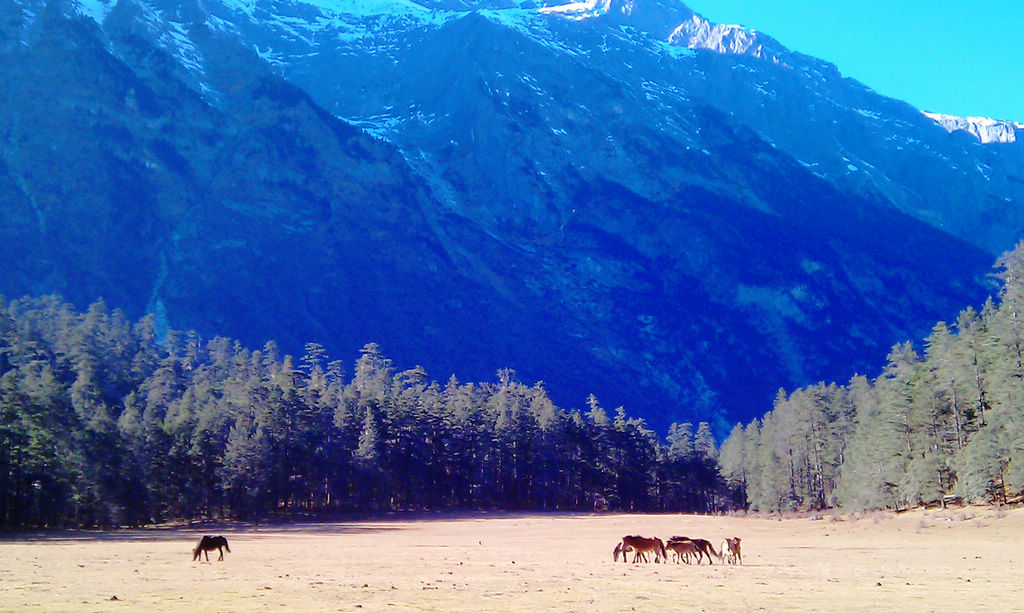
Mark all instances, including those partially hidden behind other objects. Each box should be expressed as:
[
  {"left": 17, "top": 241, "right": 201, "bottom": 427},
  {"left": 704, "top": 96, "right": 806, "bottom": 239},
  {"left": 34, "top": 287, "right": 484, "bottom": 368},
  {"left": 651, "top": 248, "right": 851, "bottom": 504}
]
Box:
[{"left": 2, "top": 506, "right": 1022, "bottom": 612}]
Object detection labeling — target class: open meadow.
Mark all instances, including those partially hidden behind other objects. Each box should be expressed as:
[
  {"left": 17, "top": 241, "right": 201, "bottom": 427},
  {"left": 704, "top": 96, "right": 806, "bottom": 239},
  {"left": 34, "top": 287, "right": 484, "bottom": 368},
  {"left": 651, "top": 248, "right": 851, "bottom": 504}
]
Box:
[{"left": 1, "top": 506, "right": 1022, "bottom": 612}]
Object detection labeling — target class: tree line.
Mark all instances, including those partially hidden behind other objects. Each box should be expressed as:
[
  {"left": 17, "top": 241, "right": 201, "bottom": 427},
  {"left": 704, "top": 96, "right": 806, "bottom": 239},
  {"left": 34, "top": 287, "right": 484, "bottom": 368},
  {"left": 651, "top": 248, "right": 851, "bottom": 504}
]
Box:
[
  {"left": 0, "top": 295, "right": 723, "bottom": 528},
  {"left": 10, "top": 243, "right": 1022, "bottom": 527},
  {"left": 719, "top": 242, "right": 1024, "bottom": 512}
]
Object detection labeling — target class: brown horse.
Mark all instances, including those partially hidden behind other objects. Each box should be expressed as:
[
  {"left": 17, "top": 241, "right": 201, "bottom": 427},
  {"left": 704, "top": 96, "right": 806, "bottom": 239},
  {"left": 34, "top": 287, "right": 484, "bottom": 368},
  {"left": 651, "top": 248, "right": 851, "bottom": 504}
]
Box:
[
  {"left": 617, "top": 535, "right": 666, "bottom": 563},
  {"left": 193, "top": 535, "right": 230, "bottom": 561},
  {"left": 669, "top": 536, "right": 718, "bottom": 564},
  {"left": 722, "top": 537, "right": 742, "bottom": 565},
  {"left": 665, "top": 539, "right": 698, "bottom": 564}
]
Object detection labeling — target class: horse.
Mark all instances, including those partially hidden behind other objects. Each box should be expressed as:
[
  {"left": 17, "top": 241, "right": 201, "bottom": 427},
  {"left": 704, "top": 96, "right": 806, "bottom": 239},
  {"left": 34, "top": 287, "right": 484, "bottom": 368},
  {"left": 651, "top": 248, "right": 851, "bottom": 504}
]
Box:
[
  {"left": 665, "top": 539, "right": 698, "bottom": 564},
  {"left": 192, "top": 535, "right": 230, "bottom": 561},
  {"left": 722, "top": 537, "right": 742, "bottom": 565},
  {"left": 618, "top": 535, "right": 666, "bottom": 563},
  {"left": 669, "top": 536, "right": 718, "bottom": 564},
  {"left": 613, "top": 541, "right": 633, "bottom": 562}
]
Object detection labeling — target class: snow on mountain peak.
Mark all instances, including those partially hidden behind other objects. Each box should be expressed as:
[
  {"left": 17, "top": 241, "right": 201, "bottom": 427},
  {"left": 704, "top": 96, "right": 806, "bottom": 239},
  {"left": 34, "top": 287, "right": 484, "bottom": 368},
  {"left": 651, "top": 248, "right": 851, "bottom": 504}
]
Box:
[
  {"left": 538, "top": 1, "right": 606, "bottom": 18},
  {"left": 670, "top": 13, "right": 770, "bottom": 59},
  {"left": 923, "top": 112, "right": 1022, "bottom": 144},
  {"left": 535, "top": 2, "right": 786, "bottom": 63},
  {"left": 536, "top": 0, "right": 694, "bottom": 39},
  {"left": 538, "top": 0, "right": 644, "bottom": 16}
]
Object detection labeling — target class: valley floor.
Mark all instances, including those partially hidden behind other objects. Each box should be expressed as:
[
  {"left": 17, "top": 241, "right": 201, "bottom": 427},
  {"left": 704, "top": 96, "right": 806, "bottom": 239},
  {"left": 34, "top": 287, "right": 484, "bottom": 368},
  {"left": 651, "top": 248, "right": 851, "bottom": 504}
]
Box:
[{"left": 1, "top": 506, "right": 1021, "bottom": 612}]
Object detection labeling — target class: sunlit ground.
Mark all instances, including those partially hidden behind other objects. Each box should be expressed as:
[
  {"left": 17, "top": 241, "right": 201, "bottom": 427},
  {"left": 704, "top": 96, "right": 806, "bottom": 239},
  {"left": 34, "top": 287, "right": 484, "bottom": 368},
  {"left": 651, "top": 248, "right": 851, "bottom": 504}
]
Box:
[{"left": 1, "top": 506, "right": 1021, "bottom": 612}]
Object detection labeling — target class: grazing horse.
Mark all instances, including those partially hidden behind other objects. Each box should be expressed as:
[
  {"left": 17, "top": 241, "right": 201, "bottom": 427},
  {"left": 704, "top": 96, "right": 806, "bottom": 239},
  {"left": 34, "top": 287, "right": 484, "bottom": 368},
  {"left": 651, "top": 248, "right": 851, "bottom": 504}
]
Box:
[
  {"left": 192, "top": 535, "right": 230, "bottom": 562},
  {"left": 613, "top": 541, "right": 634, "bottom": 562},
  {"left": 665, "top": 539, "right": 698, "bottom": 564},
  {"left": 617, "top": 535, "right": 666, "bottom": 563},
  {"left": 669, "top": 536, "right": 718, "bottom": 565},
  {"left": 722, "top": 537, "right": 742, "bottom": 565}
]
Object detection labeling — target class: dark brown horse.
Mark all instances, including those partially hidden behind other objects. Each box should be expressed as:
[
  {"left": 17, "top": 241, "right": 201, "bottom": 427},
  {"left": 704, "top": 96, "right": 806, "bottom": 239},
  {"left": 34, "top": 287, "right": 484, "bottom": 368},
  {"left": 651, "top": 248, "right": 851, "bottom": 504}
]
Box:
[
  {"left": 669, "top": 536, "right": 718, "bottom": 564},
  {"left": 193, "top": 535, "right": 230, "bottom": 561}
]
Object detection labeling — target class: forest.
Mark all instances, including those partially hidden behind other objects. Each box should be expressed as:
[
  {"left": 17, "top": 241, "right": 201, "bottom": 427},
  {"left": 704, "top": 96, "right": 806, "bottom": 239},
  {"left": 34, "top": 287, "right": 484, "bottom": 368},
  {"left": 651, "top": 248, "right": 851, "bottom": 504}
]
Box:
[
  {"left": 719, "top": 242, "right": 1024, "bottom": 512},
  {"left": 6, "top": 243, "right": 1024, "bottom": 528},
  {"left": 0, "top": 295, "right": 723, "bottom": 528}
]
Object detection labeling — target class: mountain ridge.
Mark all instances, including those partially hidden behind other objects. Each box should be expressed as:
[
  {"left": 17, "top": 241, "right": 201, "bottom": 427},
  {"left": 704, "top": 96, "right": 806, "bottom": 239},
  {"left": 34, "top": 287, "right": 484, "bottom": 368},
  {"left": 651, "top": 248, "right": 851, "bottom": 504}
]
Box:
[{"left": 1, "top": 0, "right": 1018, "bottom": 432}]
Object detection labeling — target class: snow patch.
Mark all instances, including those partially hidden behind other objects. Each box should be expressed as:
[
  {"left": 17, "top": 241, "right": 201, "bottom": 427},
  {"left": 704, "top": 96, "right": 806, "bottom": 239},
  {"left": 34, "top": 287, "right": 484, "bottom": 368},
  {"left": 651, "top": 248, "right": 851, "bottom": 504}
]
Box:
[
  {"left": 480, "top": 8, "right": 542, "bottom": 33},
  {"left": 670, "top": 15, "right": 764, "bottom": 58},
  {"left": 480, "top": 9, "right": 585, "bottom": 57},
  {"left": 297, "top": 0, "right": 434, "bottom": 17},
  {"left": 349, "top": 113, "right": 404, "bottom": 139},
  {"left": 74, "top": 0, "right": 115, "bottom": 25},
  {"left": 220, "top": 0, "right": 434, "bottom": 18},
  {"left": 539, "top": 1, "right": 605, "bottom": 19},
  {"left": 655, "top": 38, "right": 694, "bottom": 59},
  {"left": 923, "top": 112, "right": 1021, "bottom": 144}
]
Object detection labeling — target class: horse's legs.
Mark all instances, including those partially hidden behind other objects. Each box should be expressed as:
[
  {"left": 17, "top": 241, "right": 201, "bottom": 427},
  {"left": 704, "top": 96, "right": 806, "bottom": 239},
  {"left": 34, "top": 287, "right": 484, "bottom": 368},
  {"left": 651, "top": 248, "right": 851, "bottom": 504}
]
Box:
[
  {"left": 217, "top": 546, "right": 224, "bottom": 561},
  {"left": 204, "top": 549, "right": 210, "bottom": 562}
]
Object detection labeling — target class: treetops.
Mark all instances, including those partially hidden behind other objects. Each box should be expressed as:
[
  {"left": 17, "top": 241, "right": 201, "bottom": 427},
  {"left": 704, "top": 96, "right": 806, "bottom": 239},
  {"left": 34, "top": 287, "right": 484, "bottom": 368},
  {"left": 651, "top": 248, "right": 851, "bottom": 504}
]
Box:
[{"left": 0, "top": 295, "right": 724, "bottom": 528}]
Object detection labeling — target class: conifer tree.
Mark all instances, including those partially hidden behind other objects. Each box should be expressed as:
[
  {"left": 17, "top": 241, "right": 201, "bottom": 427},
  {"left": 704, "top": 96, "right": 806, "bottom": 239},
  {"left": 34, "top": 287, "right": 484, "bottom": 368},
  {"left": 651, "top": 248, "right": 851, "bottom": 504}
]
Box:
[{"left": 718, "top": 422, "right": 748, "bottom": 507}]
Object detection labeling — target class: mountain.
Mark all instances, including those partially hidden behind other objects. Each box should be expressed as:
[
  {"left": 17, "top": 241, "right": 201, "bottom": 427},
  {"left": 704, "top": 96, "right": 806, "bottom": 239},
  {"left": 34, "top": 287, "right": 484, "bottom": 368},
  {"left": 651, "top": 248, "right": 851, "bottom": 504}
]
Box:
[{"left": 1, "top": 0, "right": 1020, "bottom": 432}]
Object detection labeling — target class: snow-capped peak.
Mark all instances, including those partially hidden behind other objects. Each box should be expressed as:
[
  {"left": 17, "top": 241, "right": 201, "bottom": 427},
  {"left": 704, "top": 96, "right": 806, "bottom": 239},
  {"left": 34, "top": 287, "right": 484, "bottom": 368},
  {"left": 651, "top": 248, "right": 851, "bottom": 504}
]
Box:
[
  {"left": 670, "top": 13, "right": 769, "bottom": 59},
  {"left": 923, "top": 112, "right": 1023, "bottom": 144},
  {"left": 539, "top": 0, "right": 694, "bottom": 38},
  {"left": 538, "top": 0, "right": 645, "bottom": 16}
]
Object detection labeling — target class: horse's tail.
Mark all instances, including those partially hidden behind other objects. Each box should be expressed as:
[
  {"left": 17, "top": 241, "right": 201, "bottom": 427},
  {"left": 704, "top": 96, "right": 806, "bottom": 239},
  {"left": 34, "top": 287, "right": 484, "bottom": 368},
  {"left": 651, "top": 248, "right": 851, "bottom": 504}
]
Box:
[
  {"left": 657, "top": 538, "right": 666, "bottom": 563},
  {"left": 223, "top": 538, "right": 230, "bottom": 553},
  {"left": 706, "top": 540, "right": 719, "bottom": 560}
]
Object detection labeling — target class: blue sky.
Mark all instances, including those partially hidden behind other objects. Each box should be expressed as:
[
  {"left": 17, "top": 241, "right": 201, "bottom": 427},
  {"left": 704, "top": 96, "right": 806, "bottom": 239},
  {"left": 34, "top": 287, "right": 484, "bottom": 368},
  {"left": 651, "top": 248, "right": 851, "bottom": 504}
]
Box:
[{"left": 683, "top": 0, "right": 1024, "bottom": 123}]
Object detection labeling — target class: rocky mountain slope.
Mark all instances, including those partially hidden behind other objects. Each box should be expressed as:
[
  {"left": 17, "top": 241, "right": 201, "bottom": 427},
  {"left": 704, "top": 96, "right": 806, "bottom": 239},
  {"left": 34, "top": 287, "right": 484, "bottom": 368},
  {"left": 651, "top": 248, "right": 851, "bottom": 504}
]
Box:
[{"left": 1, "top": 0, "right": 1020, "bottom": 431}]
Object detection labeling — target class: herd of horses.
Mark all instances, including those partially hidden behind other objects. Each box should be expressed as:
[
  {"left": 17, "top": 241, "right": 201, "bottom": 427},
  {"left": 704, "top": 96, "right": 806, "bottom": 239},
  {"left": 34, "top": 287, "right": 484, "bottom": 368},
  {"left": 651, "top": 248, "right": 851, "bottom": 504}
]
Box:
[
  {"left": 191, "top": 533, "right": 742, "bottom": 567},
  {"left": 613, "top": 535, "right": 742, "bottom": 565}
]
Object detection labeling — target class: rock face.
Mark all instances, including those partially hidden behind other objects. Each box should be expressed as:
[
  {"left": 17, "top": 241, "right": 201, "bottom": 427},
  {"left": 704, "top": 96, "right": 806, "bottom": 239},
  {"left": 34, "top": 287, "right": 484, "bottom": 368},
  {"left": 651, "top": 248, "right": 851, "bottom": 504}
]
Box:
[
  {"left": 923, "top": 113, "right": 1024, "bottom": 145},
  {"left": 0, "top": 0, "right": 1020, "bottom": 431}
]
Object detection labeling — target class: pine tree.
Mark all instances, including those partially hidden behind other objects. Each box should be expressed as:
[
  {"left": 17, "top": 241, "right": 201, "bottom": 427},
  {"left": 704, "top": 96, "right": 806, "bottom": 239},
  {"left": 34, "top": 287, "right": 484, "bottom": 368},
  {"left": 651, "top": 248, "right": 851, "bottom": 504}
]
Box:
[{"left": 718, "top": 422, "right": 748, "bottom": 508}]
